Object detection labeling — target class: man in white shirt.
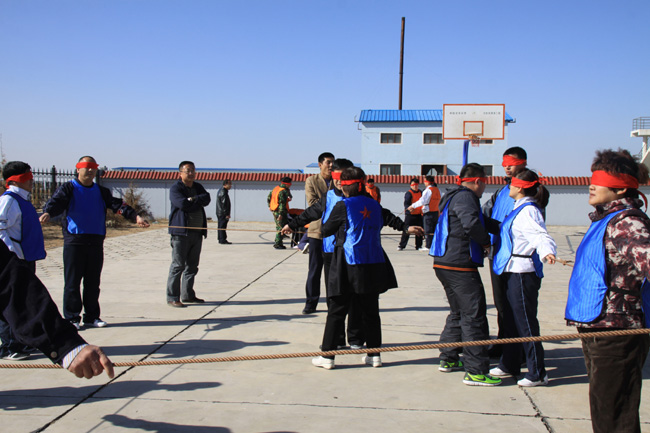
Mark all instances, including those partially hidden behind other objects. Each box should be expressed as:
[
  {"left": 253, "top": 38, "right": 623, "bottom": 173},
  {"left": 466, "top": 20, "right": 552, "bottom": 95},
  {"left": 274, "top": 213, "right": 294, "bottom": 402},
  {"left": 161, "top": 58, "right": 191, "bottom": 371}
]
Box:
[{"left": 407, "top": 175, "right": 441, "bottom": 250}]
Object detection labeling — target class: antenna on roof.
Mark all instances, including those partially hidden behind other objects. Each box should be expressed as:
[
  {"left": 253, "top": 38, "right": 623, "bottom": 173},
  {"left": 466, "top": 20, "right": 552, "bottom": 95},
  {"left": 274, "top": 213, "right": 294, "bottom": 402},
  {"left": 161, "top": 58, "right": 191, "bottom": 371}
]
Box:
[{"left": 398, "top": 17, "right": 405, "bottom": 110}]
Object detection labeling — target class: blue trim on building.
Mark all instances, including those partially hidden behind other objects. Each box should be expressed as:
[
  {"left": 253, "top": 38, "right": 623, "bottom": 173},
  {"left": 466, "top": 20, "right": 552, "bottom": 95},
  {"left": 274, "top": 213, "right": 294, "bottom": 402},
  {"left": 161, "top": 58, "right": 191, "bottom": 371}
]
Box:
[
  {"left": 359, "top": 109, "right": 514, "bottom": 123},
  {"left": 111, "top": 167, "right": 304, "bottom": 173}
]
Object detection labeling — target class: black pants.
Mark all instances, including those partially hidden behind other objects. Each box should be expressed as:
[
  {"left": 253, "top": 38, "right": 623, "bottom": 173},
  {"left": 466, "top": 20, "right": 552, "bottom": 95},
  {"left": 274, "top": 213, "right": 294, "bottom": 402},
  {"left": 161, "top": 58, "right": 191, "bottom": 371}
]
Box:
[
  {"left": 579, "top": 328, "right": 650, "bottom": 433},
  {"left": 399, "top": 214, "right": 423, "bottom": 249},
  {"left": 435, "top": 267, "right": 489, "bottom": 374},
  {"left": 488, "top": 259, "right": 507, "bottom": 344},
  {"left": 63, "top": 243, "right": 104, "bottom": 324},
  {"left": 498, "top": 272, "right": 545, "bottom": 381},
  {"left": 422, "top": 211, "right": 439, "bottom": 249},
  {"left": 322, "top": 253, "right": 363, "bottom": 346},
  {"left": 304, "top": 238, "right": 323, "bottom": 310},
  {"left": 217, "top": 216, "right": 228, "bottom": 243},
  {"left": 0, "top": 261, "right": 35, "bottom": 355},
  {"left": 321, "top": 292, "right": 380, "bottom": 358}
]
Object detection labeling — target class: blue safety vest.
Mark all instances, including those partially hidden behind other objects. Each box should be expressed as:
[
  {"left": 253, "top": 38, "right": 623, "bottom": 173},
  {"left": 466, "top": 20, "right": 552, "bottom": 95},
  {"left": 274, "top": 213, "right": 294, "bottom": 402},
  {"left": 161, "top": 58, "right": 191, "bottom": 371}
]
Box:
[
  {"left": 489, "top": 185, "right": 515, "bottom": 245},
  {"left": 565, "top": 209, "right": 650, "bottom": 326},
  {"left": 322, "top": 189, "right": 343, "bottom": 254},
  {"left": 492, "top": 202, "right": 543, "bottom": 277},
  {"left": 430, "top": 189, "right": 486, "bottom": 266},
  {"left": 342, "top": 195, "right": 385, "bottom": 265},
  {"left": 2, "top": 191, "right": 46, "bottom": 261},
  {"left": 66, "top": 180, "right": 107, "bottom": 235}
]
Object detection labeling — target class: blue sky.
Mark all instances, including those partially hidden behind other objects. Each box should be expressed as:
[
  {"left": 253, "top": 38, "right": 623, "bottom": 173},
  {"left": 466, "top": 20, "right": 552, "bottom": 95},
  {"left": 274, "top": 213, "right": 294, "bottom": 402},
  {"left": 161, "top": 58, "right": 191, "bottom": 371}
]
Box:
[{"left": 1, "top": 0, "right": 649, "bottom": 176}]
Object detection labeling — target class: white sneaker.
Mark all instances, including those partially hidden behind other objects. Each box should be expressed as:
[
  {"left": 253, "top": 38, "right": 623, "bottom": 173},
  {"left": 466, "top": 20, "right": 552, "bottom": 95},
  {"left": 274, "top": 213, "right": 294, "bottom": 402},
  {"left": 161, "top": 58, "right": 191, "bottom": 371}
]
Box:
[
  {"left": 517, "top": 375, "right": 549, "bottom": 387},
  {"left": 302, "top": 244, "right": 310, "bottom": 254},
  {"left": 489, "top": 367, "right": 513, "bottom": 377},
  {"left": 86, "top": 319, "right": 107, "bottom": 328},
  {"left": 362, "top": 355, "right": 382, "bottom": 367},
  {"left": 397, "top": 247, "right": 404, "bottom": 251},
  {"left": 312, "top": 356, "right": 334, "bottom": 370}
]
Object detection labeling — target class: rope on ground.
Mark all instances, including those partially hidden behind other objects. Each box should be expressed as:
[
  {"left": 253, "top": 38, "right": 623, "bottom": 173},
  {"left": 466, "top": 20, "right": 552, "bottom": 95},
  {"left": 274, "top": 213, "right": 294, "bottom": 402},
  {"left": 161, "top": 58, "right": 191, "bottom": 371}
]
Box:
[{"left": 2, "top": 328, "right": 647, "bottom": 369}]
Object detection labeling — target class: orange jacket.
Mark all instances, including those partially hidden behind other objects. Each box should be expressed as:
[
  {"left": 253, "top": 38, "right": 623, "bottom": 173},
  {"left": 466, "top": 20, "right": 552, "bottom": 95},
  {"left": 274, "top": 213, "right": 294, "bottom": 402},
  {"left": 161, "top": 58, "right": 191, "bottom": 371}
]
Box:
[
  {"left": 427, "top": 185, "right": 441, "bottom": 213},
  {"left": 366, "top": 184, "right": 381, "bottom": 203}
]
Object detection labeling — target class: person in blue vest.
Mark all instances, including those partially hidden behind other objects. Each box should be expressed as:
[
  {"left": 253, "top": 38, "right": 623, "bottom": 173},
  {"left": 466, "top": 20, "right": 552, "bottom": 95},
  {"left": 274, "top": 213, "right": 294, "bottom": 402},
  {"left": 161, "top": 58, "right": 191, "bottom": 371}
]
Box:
[
  {"left": 0, "top": 161, "right": 47, "bottom": 360},
  {"left": 310, "top": 167, "right": 423, "bottom": 369},
  {"left": 565, "top": 149, "right": 650, "bottom": 433},
  {"left": 281, "top": 159, "right": 362, "bottom": 348},
  {"left": 430, "top": 163, "right": 501, "bottom": 386},
  {"left": 487, "top": 169, "right": 556, "bottom": 387},
  {"left": 482, "top": 146, "right": 529, "bottom": 357},
  {"left": 40, "top": 156, "right": 150, "bottom": 329}
]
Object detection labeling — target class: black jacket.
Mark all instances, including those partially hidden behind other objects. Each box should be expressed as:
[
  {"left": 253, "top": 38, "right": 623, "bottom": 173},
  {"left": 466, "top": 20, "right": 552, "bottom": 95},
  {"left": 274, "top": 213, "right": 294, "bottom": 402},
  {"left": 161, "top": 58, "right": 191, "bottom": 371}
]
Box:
[
  {"left": 216, "top": 187, "right": 231, "bottom": 218},
  {"left": 168, "top": 180, "right": 211, "bottom": 237}
]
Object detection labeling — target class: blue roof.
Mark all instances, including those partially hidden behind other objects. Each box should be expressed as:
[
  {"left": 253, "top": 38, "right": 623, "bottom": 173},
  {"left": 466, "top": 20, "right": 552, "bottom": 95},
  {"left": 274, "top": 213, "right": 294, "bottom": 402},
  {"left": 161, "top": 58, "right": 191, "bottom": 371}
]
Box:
[
  {"left": 359, "top": 109, "right": 514, "bottom": 123},
  {"left": 111, "top": 167, "right": 304, "bottom": 173}
]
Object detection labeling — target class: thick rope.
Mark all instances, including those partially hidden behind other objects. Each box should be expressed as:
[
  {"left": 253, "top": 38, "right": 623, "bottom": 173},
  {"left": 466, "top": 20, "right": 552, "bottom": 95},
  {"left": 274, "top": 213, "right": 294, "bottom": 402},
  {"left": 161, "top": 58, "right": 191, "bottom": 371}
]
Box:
[{"left": 2, "top": 328, "right": 647, "bottom": 369}]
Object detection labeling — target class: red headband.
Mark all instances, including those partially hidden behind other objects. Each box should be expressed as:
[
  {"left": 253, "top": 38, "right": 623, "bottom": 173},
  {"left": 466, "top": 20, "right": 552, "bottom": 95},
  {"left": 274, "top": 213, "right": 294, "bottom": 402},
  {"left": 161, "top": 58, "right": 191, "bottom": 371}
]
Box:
[
  {"left": 341, "top": 179, "right": 364, "bottom": 192},
  {"left": 591, "top": 170, "right": 639, "bottom": 189},
  {"left": 457, "top": 176, "right": 487, "bottom": 185},
  {"left": 410, "top": 182, "right": 419, "bottom": 186},
  {"left": 76, "top": 161, "right": 99, "bottom": 170},
  {"left": 331, "top": 172, "right": 341, "bottom": 180},
  {"left": 511, "top": 177, "right": 539, "bottom": 189},
  {"left": 281, "top": 182, "right": 291, "bottom": 187},
  {"left": 502, "top": 155, "right": 527, "bottom": 167},
  {"left": 5, "top": 171, "right": 33, "bottom": 188}
]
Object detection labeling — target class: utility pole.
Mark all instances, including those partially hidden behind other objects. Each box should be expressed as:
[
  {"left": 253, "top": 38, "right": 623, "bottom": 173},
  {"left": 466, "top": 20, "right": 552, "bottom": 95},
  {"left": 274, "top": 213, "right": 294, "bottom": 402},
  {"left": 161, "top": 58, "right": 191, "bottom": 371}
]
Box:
[{"left": 398, "top": 17, "right": 405, "bottom": 110}]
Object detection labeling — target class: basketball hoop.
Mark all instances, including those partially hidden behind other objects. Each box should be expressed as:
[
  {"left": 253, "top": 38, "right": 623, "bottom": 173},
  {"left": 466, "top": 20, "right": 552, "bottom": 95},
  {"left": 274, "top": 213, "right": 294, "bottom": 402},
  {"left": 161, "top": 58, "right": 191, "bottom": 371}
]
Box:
[{"left": 468, "top": 134, "right": 481, "bottom": 147}]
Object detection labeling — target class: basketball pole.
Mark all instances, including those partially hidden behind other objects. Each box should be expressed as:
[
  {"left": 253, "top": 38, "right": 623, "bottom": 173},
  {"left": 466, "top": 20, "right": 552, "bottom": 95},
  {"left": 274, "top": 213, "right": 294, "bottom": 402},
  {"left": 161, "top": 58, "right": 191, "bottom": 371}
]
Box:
[{"left": 462, "top": 140, "right": 470, "bottom": 167}]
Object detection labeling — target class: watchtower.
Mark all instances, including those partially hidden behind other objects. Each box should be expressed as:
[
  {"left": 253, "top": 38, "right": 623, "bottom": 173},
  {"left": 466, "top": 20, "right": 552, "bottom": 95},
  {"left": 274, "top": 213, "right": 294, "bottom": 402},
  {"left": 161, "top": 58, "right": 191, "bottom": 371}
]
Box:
[{"left": 631, "top": 117, "right": 650, "bottom": 169}]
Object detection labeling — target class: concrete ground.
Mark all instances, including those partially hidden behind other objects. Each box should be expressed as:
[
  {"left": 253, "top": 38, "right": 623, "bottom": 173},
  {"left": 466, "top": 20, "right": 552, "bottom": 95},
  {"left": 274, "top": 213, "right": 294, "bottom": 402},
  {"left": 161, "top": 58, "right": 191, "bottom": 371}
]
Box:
[{"left": 1, "top": 222, "right": 649, "bottom": 433}]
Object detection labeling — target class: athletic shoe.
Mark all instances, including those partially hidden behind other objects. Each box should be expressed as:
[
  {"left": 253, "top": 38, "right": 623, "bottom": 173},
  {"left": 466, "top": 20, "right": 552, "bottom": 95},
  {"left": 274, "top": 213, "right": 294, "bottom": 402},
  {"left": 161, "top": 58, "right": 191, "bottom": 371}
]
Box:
[
  {"left": 350, "top": 344, "right": 364, "bottom": 350},
  {"left": 312, "top": 356, "right": 335, "bottom": 370},
  {"left": 302, "top": 244, "right": 309, "bottom": 254},
  {"left": 85, "top": 319, "right": 107, "bottom": 328},
  {"left": 517, "top": 376, "right": 549, "bottom": 387},
  {"left": 439, "top": 360, "right": 464, "bottom": 372},
  {"left": 273, "top": 244, "right": 286, "bottom": 250},
  {"left": 2, "top": 352, "right": 30, "bottom": 361},
  {"left": 489, "top": 367, "right": 513, "bottom": 377},
  {"left": 463, "top": 372, "right": 502, "bottom": 386},
  {"left": 362, "top": 355, "right": 382, "bottom": 367},
  {"left": 71, "top": 321, "right": 83, "bottom": 330},
  {"left": 397, "top": 247, "right": 404, "bottom": 251}
]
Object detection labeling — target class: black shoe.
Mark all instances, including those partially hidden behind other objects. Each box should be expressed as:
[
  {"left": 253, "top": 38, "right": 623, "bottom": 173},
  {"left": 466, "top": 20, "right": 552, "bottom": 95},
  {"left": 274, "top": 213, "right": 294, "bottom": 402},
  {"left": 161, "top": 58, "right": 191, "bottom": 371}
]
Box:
[
  {"left": 219, "top": 241, "right": 232, "bottom": 245},
  {"left": 302, "top": 307, "right": 316, "bottom": 314},
  {"left": 274, "top": 244, "right": 287, "bottom": 250},
  {"left": 182, "top": 297, "right": 205, "bottom": 304}
]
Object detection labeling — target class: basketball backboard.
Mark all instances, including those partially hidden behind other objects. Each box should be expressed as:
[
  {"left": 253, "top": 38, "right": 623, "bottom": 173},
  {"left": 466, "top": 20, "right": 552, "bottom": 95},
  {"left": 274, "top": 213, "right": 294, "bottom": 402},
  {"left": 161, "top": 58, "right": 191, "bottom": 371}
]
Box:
[{"left": 443, "top": 104, "right": 506, "bottom": 140}]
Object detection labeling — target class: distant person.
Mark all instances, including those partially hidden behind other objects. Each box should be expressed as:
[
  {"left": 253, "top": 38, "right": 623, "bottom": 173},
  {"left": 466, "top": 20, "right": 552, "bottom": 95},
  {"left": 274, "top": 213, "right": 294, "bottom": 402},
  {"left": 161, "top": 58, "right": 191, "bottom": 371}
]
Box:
[
  {"left": 311, "top": 167, "right": 424, "bottom": 370},
  {"left": 365, "top": 178, "right": 381, "bottom": 203},
  {"left": 302, "top": 152, "right": 334, "bottom": 314},
  {"left": 0, "top": 239, "right": 113, "bottom": 379},
  {"left": 565, "top": 149, "right": 650, "bottom": 433},
  {"left": 267, "top": 177, "right": 292, "bottom": 250},
  {"left": 430, "top": 163, "right": 501, "bottom": 386},
  {"left": 397, "top": 178, "right": 424, "bottom": 251},
  {"left": 482, "top": 146, "right": 529, "bottom": 357},
  {"left": 0, "top": 161, "right": 46, "bottom": 360},
  {"left": 216, "top": 179, "right": 232, "bottom": 245},
  {"left": 166, "top": 161, "right": 211, "bottom": 307},
  {"left": 408, "top": 175, "right": 440, "bottom": 249},
  {"left": 40, "top": 156, "right": 150, "bottom": 328},
  {"left": 489, "top": 169, "right": 556, "bottom": 387}
]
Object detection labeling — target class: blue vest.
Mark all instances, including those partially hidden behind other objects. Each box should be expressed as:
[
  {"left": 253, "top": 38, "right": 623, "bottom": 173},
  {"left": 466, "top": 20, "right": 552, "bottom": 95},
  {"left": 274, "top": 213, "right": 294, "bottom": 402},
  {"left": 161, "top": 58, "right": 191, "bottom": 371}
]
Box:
[
  {"left": 430, "top": 189, "right": 485, "bottom": 265},
  {"left": 342, "top": 196, "right": 385, "bottom": 265},
  {"left": 3, "top": 191, "right": 46, "bottom": 261},
  {"left": 489, "top": 185, "right": 515, "bottom": 245},
  {"left": 66, "top": 180, "right": 107, "bottom": 235},
  {"left": 322, "top": 189, "right": 343, "bottom": 254},
  {"left": 492, "top": 202, "right": 544, "bottom": 277},
  {"left": 565, "top": 210, "right": 650, "bottom": 325}
]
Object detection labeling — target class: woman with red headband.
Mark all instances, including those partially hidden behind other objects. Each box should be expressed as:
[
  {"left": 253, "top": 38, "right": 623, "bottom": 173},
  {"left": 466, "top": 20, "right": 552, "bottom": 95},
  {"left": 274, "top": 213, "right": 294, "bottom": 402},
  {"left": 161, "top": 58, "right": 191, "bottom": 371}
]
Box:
[
  {"left": 564, "top": 149, "right": 650, "bottom": 433},
  {"left": 489, "top": 169, "right": 556, "bottom": 387}
]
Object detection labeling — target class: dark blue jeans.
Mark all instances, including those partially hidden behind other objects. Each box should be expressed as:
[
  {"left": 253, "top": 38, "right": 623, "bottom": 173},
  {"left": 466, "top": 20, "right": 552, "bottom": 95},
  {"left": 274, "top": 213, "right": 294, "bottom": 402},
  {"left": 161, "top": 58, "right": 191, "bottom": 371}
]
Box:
[
  {"left": 423, "top": 211, "right": 439, "bottom": 249},
  {"left": 166, "top": 233, "right": 203, "bottom": 302},
  {"left": 498, "top": 272, "right": 546, "bottom": 381}
]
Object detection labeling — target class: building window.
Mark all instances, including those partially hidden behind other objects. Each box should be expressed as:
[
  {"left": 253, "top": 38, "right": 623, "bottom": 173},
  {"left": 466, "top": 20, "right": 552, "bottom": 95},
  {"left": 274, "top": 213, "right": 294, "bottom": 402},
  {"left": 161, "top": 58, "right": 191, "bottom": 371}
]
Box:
[
  {"left": 482, "top": 165, "right": 493, "bottom": 176},
  {"left": 479, "top": 139, "right": 493, "bottom": 145},
  {"left": 380, "top": 133, "right": 402, "bottom": 144},
  {"left": 421, "top": 164, "right": 446, "bottom": 176},
  {"left": 380, "top": 164, "right": 401, "bottom": 175},
  {"left": 423, "top": 133, "right": 444, "bottom": 144}
]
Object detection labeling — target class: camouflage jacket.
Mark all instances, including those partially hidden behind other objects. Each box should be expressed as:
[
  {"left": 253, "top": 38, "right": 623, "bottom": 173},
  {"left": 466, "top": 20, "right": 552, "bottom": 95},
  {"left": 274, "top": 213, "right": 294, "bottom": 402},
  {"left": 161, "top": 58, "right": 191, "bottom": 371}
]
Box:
[{"left": 267, "top": 185, "right": 292, "bottom": 215}]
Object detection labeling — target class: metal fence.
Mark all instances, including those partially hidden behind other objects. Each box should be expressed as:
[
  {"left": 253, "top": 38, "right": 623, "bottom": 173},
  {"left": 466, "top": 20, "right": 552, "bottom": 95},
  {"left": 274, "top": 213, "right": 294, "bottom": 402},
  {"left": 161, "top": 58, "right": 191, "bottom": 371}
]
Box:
[
  {"left": 633, "top": 117, "right": 650, "bottom": 130},
  {"left": 31, "top": 166, "right": 77, "bottom": 209}
]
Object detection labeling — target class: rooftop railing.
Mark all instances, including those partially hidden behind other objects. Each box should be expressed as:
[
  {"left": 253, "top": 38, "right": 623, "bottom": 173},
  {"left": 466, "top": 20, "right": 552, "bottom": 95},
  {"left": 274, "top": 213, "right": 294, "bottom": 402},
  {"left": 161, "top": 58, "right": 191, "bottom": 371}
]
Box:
[{"left": 633, "top": 117, "right": 650, "bottom": 130}]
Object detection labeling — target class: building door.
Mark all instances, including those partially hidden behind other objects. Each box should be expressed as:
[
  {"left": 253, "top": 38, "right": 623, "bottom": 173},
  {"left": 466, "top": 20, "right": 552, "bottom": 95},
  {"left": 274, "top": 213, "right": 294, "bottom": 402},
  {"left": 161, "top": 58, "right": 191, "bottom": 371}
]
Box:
[{"left": 421, "top": 164, "right": 446, "bottom": 176}]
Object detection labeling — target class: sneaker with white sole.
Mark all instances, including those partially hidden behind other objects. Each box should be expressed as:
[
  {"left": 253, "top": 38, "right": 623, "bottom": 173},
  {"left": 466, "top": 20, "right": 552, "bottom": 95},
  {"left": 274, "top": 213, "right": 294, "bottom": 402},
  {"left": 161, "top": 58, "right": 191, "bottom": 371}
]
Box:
[
  {"left": 350, "top": 344, "right": 364, "bottom": 350},
  {"left": 312, "top": 356, "right": 335, "bottom": 370},
  {"left": 2, "top": 352, "right": 30, "bottom": 361},
  {"left": 489, "top": 366, "right": 514, "bottom": 377},
  {"left": 85, "top": 319, "right": 107, "bottom": 328},
  {"left": 439, "top": 360, "right": 464, "bottom": 372},
  {"left": 463, "top": 372, "right": 502, "bottom": 386},
  {"left": 362, "top": 355, "right": 382, "bottom": 367},
  {"left": 517, "top": 375, "right": 549, "bottom": 387},
  {"left": 302, "top": 244, "right": 309, "bottom": 254},
  {"left": 397, "top": 247, "right": 404, "bottom": 251}
]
